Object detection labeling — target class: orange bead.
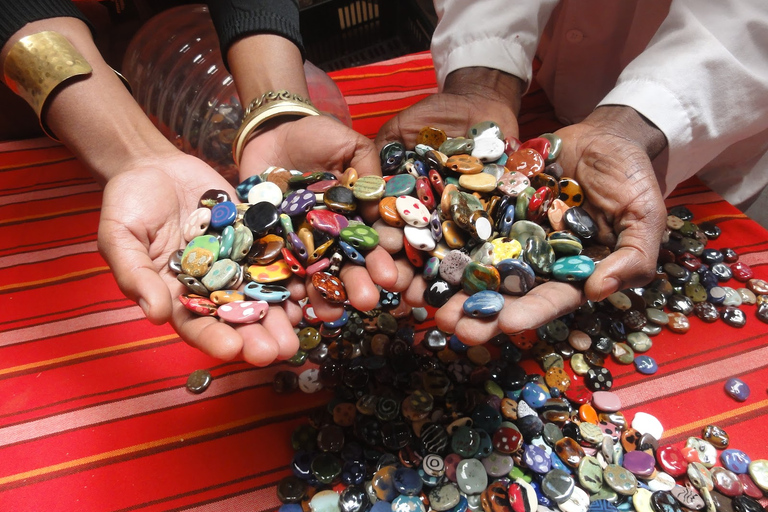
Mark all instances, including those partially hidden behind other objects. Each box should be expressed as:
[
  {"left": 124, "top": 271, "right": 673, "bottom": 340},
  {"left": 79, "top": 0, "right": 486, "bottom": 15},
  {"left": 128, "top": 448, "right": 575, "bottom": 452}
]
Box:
[{"left": 579, "top": 403, "right": 599, "bottom": 424}]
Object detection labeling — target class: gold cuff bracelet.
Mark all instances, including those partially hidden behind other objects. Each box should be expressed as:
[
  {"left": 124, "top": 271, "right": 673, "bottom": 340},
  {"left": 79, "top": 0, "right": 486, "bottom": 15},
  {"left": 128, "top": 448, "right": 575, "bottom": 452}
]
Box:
[{"left": 3, "top": 31, "right": 131, "bottom": 141}]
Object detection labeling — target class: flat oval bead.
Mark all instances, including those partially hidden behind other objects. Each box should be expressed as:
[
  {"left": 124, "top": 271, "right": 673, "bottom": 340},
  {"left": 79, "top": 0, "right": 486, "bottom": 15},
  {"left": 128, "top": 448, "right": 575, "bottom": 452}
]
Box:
[
  {"left": 244, "top": 282, "right": 291, "bottom": 303},
  {"left": 340, "top": 225, "right": 379, "bottom": 250},
  {"left": 396, "top": 195, "right": 431, "bottom": 228},
  {"left": 552, "top": 255, "right": 595, "bottom": 282},
  {"left": 497, "top": 170, "right": 531, "bottom": 197},
  {"left": 181, "top": 235, "right": 219, "bottom": 277},
  {"left": 201, "top": 258, "right": 240, "bottom": 291},
  {"left": 384, "top": 174, "right": 416, "bottom": 197},
  {"left": 183, "top": 207, "right": 212, "bottom": 242},
  {"left": 417, "top": 126, "right": 448, "bottom": 148},
  {"left": 217, "top": 300, "right": 269, "bottom": 324},
  {"left": 281, "top": 189, "right": 316, "bottom": 216},
  {"left": 312, "top": 272, "right": 347, "bottom": 304},
  {"left": 506, "top": 148, "right": 545, "bottom": 179},
  {"left": 246, "top": 260, "right": 293, "bottom": 283},
  {"left": 458, "top": 172, "right": 497, "bottom": 192},
  {"left": 470, "top": 136, "right": 505, "bottom": 162},
  {"left": 248, "top": 181, "right": 284, "bottom": 206},
  {"left": 179, "top": 294, "right": 218, "bottom": 316},
  {"left": 463, "top": 290, "right": 505, "bottom": 318},
  {"left": 404, "top": 225, "right": 436, "bottom": 251}
]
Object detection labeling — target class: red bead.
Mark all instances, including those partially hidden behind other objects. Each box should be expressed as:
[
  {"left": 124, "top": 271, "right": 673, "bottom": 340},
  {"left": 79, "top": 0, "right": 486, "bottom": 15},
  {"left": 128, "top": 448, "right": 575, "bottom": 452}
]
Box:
[
  {"left": 416, "top": 176, "right": 436, "bottom": 210},
  {"left": 281, "top": 247, "right": 306, "bottom": 278},
  {"left": 656, "top": 444, "right": 689, "bottom": 477},
  {"left": 403, "top": 236, "right": 425, "bottom": 268},
  {"left": 730, "top": 261, "right": 754, "bottom": 282},
  {"left": 519, "top": 137, "right": 551, "bottom": 161},
  {"left": 506, "top": 148, "right": 545, "bottom": 179}
]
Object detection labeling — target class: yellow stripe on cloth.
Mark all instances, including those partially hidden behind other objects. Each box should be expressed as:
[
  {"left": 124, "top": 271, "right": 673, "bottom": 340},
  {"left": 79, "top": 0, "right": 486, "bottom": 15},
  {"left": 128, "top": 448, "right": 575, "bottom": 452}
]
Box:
[
  {"left": 0, "top": 266, "right": 110, "bottom": 292},
  {"left": 0, "top": 333, "right": 177, "bottom": 376},
  {"left": 662, "top": 398, "right": 768, "bottom": 439},
  {"left": 0, "top": 396, "right": 327, "bottom": 487}
]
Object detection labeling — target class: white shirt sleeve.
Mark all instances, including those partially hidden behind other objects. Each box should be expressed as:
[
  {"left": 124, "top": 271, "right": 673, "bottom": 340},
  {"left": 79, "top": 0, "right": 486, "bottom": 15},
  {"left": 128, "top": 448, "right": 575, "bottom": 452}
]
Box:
[
  {"left": 430, "top": 0, "right": 559, "bottom": 91},
  {"left": 598, "top": 0, "right": 768, "bottom": 198}
]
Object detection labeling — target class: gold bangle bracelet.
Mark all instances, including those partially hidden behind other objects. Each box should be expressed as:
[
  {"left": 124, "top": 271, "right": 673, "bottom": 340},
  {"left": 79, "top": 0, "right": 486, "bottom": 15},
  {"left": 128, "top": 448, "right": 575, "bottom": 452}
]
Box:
[
  {"left": 243, "top": 89, "right": 314, "bottom": 118},
  {"left": 232, "top": 99, "right": 320, "bottom": 167},
  {"left": 3, "top": 30, "right": 131, "bottom": 141}
]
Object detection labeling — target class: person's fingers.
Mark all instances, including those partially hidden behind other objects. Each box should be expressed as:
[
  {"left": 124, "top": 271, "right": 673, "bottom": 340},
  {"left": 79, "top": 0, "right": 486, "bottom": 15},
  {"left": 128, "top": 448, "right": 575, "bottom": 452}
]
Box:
[
  {"left": 305, "top": 278, "right": 346, "bottom": 321},
  {"left": 363, "top": 246, "right": 399, "bottom": 290},
  {"left": 493, "top": 282, "right": 586, "bottom": 334},
  {"left": 238, "top": 322, "right": 281, "bottom": 367},
  {"left": 403, "top": 275, "right": 428, "bottom": 307},
  {"left": 339, "top": 264, "right": 381, "bottom": 312},
  {"left": 283, "top": 299, "right": 304, "bottom": 326},
  {"left": 255, "top": 306, "right": 300, "bottom": 361},
  {"left": 390, "top": 257, "right": 416, "bottom": 293},
  {"left": 170, "top": 303, "right": 244, "bottom": 361},
  {"left": 97, "top": 223, "right": 174, "bottom": 324},
  {"left": 434, "top": 291, "right": 470, "bottom": 334}
]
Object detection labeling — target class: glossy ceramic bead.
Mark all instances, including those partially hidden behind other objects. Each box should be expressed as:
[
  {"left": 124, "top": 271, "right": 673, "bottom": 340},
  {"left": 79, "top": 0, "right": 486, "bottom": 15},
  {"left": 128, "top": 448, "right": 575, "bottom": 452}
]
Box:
[
  {"left": 506, "top": 148, "right": 545, "bottom": 178},
  {"left": 217, "top": 300, "right": 268, "bottom": 323},
  {"left": 724, "top": 378, "right": 750, "bottom": 401},
  {"left": 497, "top": 170, "right": 531, "bottom": 197},
  {"left": 201, "top": 258, "right": 240, "bottom": 291},
  {"left": 353, "top": 175, "right": 386, "bottom": 201},
  {"left": 552, "top": 255, "right": 595, "bottom": 282},
  {"left": 181, "top": 235, "right": 219, "bottom": 277}
]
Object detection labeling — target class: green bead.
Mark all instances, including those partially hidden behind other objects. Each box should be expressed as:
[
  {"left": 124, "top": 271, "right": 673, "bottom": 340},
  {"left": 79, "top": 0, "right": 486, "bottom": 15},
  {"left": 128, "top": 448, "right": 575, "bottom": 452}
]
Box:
[
  {"left": 540, "top": 132, "right": 563, "bottom": 163},
  {"left": 439, "top": 136, "right": 475, "bottom": 156},
  {"left": 279, "top": 213, "right": 294, "bottom": 235},
  {"left": 340, "top": 225, "right": 379, "bottom": 250},
  {"left": 291, "top": 424, "right": 317, "bottom": 451},
  {"left": 515, "top": 187, "right": 536, "bottom": 221},
  {"left": 218, "top": 225, "right": 235, "bottom": 259}
]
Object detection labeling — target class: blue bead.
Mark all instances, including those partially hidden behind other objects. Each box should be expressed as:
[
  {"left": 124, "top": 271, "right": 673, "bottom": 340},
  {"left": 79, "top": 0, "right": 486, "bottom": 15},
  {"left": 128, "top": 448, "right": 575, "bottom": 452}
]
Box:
[
  {"left": 633, "top": 355, "right": 658, "bottom": 375},
  {"left": 721, "top": 448, "right": 751, "bottom": 474},
  {"left": 339, "top": 240, "right": 366, "bottom": 265},
  {"left": 497, "top": 204, "right": 516, "bottom": 237},
  {"left": 370, "top": 500, "right": 392, "bottom": 512},
  {"left": 589, "top": 499, "right": 619, "bottom": 512},
  {"left": 447, "top": 496, "right": 469, "bottom": 512},
  {"left": 279, "top": 504, "right": 303, "bottom": 512},
  {"left": 236, "top": 174, "right": 262, "bottom": 201},
  {"left": 393, "top": 467, "right": 423, "bottom": 495},
  {"left": 725, "top": 377, "right": 750, "bottom": 401},
  {"left": 523, "top": 443, "right": 551, "bottom": 474},
  {"left": 529, "top": 478, "right": 554, "bottom": 507},
  {"left": 210, "top": 200, "right": 238, "bottom": 229},
  {"left": 292, "top": 451, "right": 314, "bottom": 479},
  {"left": 521, "top": 382, "right": 548, "bottom": 408},
  {"left": 244, "top": 282, "right": 290, "bottom": 303},
  {"left": 549, "top": 452, "right": 571, "bottom": 474},
  {"left": 448, "top": 334, "right": 470, "bottom": 353},
  {"left": 551, "top": 255, "right": 595, "bottom": 282},
  {"left": 462, "top": 290, "right": 505, "bottom": 318},
  {"left": 324, "top": 309, "right": 349, "bottom": 329},
  {"left": 495, "top": 153, "right": 508, "bottom": 166}
]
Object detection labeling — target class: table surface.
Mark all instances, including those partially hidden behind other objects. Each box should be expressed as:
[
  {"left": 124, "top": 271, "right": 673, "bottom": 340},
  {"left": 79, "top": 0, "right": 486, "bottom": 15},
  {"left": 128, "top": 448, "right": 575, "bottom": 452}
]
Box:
[{"left": 2, "top": 51, "right": 768, "bottom": 511}]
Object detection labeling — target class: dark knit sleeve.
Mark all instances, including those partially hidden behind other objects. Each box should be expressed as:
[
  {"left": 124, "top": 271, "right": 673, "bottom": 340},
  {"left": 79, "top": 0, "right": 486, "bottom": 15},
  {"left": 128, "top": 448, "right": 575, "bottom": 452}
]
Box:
[
  {"left": 0, "top": 0, "right": 91, "bottom": 49},
  {"left": 206, "top": 0, "right": 304, "bottom": 70}
]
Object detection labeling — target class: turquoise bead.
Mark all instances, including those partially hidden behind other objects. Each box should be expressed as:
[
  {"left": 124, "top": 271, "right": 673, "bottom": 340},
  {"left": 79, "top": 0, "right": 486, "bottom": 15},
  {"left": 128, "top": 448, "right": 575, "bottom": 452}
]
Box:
[
  {"left": 218, "top": 225, "right": 235, "bottom": 259},
  {"left": 384, "top": 174, "right": 416, "bottom": 197},
  {"left": 552, "top": 255, "right": 595, "bottom": 282}
]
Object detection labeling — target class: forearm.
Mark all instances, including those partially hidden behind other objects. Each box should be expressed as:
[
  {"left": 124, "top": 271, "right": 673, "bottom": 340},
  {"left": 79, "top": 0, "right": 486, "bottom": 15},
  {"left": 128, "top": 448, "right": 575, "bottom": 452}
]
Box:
[
  {"left": 587, "top": 105, "right": 667, "bottom": 160},
  {"left": 227, "top": 33, "right": 309, "bottom": 106},
  {"left": 443, "top": 67, "right": 526, "bottom": 118},
  {"left": 1, "top": 17, "right": 176, "bottom": 183}
]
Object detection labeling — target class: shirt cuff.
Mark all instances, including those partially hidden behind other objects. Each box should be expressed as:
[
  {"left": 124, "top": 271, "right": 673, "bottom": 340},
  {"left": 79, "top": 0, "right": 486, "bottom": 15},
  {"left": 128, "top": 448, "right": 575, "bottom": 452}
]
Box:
[
  {"left": 598, "top": 79, "right": 693, "bottom": 197},
  {"left": 432, "top": 36, "right": 531, "bottom": 92}
]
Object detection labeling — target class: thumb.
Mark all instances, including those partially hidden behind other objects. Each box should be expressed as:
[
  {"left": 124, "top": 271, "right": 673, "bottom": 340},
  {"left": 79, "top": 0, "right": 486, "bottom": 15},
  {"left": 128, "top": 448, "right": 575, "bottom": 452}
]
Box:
[{"left": 98, "top": 222, "right": 174, "bottom": 324}]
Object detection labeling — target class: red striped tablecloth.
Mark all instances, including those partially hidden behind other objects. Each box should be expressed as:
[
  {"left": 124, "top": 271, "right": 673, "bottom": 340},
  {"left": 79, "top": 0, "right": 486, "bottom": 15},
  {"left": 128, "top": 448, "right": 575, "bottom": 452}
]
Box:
[{"left": 1, "top": 52, "right": 767, "bottom": 511}]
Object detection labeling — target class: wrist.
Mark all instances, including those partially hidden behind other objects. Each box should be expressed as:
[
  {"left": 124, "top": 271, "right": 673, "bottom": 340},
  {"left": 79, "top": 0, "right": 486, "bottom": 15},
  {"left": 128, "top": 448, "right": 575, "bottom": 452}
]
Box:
[
  {"left": 443, "top": 67, "right": 525, "bottom": 116},
  {"left": 587, "top": 105, "right": 668, "bottom": 160}
]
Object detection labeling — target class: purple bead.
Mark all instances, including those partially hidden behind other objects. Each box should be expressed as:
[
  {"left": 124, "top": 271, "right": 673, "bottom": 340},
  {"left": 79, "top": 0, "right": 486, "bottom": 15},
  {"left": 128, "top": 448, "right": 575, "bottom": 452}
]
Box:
[
  {"left": 523, "top": 443, "right": 551, "bottom": 474},
  {"left": 724, "top": 377, "right": 750, "bottom": 401},
  {"left": 622, "top": 450, "right": 656, "bottom": 478}
]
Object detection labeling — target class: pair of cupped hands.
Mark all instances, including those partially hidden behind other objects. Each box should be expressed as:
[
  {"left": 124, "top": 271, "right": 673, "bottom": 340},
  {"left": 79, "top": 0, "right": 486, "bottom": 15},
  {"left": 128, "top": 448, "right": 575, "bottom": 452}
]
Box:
[{"left": 97, "top": 74, "right": 667, "bottom": 367}]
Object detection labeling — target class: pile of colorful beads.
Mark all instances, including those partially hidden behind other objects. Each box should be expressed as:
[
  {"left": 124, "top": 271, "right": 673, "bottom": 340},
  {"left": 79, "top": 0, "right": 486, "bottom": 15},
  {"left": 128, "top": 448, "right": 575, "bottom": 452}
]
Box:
[
  {"left": 272, "top": 318, "right": 768, "bottom": 512},
  {"left": 172, "top": 122, "right": 614, "bottom": 324}
]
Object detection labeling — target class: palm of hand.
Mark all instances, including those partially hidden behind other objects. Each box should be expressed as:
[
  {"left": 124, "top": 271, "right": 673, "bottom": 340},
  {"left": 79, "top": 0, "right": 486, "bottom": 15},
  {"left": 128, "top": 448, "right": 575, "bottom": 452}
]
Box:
[
  {"left": 98, "top": 154, "right": 300, "bottom": 365},
  {"left": 375, "top": 92, "right": 520, "bottom": 148}
]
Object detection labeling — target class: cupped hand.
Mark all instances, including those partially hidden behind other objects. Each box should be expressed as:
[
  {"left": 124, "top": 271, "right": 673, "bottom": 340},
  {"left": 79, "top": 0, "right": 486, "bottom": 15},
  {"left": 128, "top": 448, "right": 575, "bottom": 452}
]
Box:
[
  {"left": 98, "top": 152, "right": 300, "bottom": 366},
  {"left": 407, "top": 106, "right": 668, "bottom": 345},
  {"left": 239, "top": 115, "right": 406, "bottom": 322}
]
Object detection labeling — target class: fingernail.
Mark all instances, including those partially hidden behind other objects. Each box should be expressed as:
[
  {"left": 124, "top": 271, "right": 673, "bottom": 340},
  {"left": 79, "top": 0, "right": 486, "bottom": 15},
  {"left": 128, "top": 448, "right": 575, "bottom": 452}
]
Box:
[
  {"left": 138, "top": 298, "right": 150, "bottom": 317},
  {"left": 599, "top": 277, "right": 621, "bottom": 301}
]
